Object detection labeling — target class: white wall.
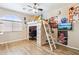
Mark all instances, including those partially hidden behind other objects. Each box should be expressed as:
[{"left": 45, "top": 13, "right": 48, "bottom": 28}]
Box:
[
  {"left": 47, "top": 4, "right": 71, "bottom": 18},
  {"left": 0, "top": 8, "right": 26, "bottom": 18},
  {"left": 0, "top": 8, "right": 27, "bottom": 44},
  {"left": 47, "top": 3, "right": 79, "bottom": 50},
  {"left": 68, "top": 22, "right": 79, "bottom": 50}
]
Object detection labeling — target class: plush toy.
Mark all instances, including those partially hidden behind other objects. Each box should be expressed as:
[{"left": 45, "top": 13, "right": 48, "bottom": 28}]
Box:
[
  {"left": 61, "top": 17, "right": 68, "bottom": 23},
  {"left": 49, "top": 17, "right": 57, "bottom": 28}
]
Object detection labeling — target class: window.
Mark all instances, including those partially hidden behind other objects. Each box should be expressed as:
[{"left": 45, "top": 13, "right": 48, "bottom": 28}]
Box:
[
  {"left": 0, "top": 15, "right": 23, "bottom": 32},
  {"left": 0, "top": 15, "right": 22, "bottom": 21}
]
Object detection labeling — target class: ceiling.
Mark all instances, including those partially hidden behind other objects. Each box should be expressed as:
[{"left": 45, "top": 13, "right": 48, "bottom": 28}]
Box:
[{"left": 0, "top": 3, "right": 72, "bottom": 15}]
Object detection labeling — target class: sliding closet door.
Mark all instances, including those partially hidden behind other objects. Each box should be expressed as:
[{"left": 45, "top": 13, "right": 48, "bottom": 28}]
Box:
[
  {"left": 12, "top": 22, "right": 23, "bottom": 31},
  {"left": 0, "top": 20, "right": 12, "bottom": 32}
]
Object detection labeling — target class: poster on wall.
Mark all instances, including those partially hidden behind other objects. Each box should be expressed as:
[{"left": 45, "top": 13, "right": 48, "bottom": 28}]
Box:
[
  {"left": 58, "top": 23, "right": 72, "bottom": 30},
  {"left": 58, "top": 31, "right": 68, "bottom": 45}
]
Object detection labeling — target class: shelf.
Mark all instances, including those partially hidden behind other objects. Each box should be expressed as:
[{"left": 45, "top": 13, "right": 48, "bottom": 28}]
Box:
[{"left": 58, "top": 30, "right": 68, "bottom": 31}]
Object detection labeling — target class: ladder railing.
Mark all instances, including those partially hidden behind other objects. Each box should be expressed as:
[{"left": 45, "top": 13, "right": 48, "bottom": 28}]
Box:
[{"left": 43, "top": 20, "right": 56, "bottom": 51}]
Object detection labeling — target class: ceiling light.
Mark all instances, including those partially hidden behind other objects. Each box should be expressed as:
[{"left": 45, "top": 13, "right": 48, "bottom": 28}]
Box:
[{"left": 33, "top": 9, "right": 38, "bottom": 13}]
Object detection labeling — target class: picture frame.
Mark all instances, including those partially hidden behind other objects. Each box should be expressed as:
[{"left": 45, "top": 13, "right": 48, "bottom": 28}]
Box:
[{"left": 58, "top": 30, "right": 68, "bottom": 45}]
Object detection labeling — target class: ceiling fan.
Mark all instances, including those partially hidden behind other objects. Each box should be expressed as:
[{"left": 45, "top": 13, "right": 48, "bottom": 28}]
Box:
[{"left": 23, "top": 3, "right": 43, "bottom": 13}]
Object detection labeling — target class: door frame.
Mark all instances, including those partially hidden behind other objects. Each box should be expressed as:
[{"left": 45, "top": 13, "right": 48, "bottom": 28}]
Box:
[{"left": 27, "top": 21, "right": 41, "bottom": 46}]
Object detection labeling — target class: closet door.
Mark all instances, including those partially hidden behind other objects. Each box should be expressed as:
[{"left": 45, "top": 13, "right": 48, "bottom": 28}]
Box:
[
  {"left": 12, "top": 22, "right": 23, "bottom": 31},
  {"left": 0, "top": 20, "right": 12, "bottom": 32}
]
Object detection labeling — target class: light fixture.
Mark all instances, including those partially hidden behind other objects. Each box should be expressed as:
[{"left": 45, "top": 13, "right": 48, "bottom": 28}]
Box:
[{"left": 33, "top": 9, "right": 38, "bottom": 13}]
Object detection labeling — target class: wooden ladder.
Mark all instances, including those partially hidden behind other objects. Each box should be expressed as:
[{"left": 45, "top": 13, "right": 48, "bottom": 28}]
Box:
[{"left": 43, "top": 20, "right": 56, "bottom": 51}]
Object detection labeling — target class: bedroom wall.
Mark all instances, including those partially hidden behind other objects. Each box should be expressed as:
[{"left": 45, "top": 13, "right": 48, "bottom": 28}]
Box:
[
  {"left": 68, "top": 22, "right": 79, "bottom": 50},
  {"left": 0, "top": 8, "right": 28, "bottom": 44},
  {"left": 47, "top": 3, "right": 79, "bottom": 50}
]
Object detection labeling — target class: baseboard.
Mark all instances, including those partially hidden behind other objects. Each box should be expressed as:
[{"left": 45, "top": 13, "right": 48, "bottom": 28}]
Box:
[
  {"left": 0, "top": 39, "right": 27, "bottom": 44},
  {"left": 67, "top": 45, "right": 79, "bottom": 51},
  {"left": 56, "top": 42, "right": 79, "bottom": 51}
]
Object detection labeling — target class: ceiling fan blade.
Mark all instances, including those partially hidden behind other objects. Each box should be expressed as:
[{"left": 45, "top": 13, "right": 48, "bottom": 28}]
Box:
[
  {"left": 27, "top": 5, "right": 32, "bottom": 8},
  {"left": 38, "top": 8, "right": 43, "bottom": 11}
]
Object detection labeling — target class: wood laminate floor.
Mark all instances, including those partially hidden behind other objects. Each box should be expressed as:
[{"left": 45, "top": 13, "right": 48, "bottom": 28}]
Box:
[{"left": 0, "top": 39, "right": 79, "bottom": 55}]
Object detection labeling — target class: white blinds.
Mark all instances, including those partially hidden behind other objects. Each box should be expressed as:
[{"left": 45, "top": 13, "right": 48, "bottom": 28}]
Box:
[{"left": 0, "top": 20, "right": 23, "bottom": 32}]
